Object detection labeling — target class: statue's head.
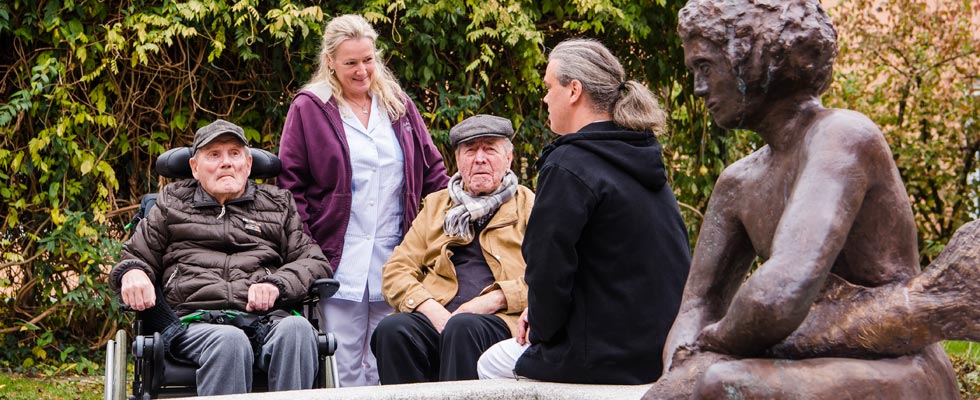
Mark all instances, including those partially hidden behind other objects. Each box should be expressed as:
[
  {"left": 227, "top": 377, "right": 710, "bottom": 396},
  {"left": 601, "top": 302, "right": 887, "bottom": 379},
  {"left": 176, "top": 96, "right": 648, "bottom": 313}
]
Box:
[{"left": 678, "top": 0, "right": 838, "bottom": 100}]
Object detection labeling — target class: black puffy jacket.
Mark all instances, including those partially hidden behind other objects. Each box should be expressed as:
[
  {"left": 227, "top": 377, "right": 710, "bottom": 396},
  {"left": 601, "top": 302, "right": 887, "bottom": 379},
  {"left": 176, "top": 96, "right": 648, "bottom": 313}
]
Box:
[{"left": 109, "top": 180, "right": 331, "bottom": 316}]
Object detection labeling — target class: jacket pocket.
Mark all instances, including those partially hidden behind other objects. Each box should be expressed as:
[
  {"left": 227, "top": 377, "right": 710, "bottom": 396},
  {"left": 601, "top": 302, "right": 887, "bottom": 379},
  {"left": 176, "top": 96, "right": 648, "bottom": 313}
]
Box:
[
  {"left": 311, "top": 193, "right": 352, "bottom": 254},
  {"left": 164, "top": 267, "right": 183, "bottom": 304}
]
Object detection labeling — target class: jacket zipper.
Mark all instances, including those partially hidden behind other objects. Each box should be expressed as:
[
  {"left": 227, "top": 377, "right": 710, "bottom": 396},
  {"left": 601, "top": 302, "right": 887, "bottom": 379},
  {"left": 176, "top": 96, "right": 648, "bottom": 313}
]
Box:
[
  {"left": 165, "top": 267, "right": 183, "bottom": 302},
  {"left": 223, "top": 208, "right": 231, "bottom": 306},
  {"left": 165, "top": 268, "right": 178, "bottom": 287}
]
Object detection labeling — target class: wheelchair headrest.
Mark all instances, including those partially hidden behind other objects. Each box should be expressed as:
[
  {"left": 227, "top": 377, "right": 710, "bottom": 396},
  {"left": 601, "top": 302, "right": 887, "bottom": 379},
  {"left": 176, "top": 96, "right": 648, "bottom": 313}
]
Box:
[{"left": 155, "top": 147, "right": 282, "bottom": 179}]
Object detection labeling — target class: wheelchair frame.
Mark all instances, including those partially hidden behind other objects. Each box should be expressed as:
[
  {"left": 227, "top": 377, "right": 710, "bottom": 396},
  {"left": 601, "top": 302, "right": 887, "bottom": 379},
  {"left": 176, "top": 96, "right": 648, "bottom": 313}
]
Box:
[
  {"left": 104, "top": 278, "right": 339, "bottom": 400},
  {"left": 103, "top": 147, "right": 340, "bottom": 399}
]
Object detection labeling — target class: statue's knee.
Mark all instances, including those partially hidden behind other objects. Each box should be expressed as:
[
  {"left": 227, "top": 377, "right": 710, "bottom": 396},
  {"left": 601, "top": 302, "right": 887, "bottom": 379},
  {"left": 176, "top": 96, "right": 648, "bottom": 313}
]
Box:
[{"left": 694, "top": 362, "right": 746, "bottom": 399}]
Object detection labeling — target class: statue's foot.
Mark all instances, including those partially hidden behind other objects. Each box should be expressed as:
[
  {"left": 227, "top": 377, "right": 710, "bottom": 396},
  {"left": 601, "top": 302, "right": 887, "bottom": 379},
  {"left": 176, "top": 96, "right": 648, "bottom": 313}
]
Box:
[
  {"left": 916, "top": 219, "right": 980, "bottom": 341},
  {"left": 643, "top": 350, "right": 733, "bottom": 400}
]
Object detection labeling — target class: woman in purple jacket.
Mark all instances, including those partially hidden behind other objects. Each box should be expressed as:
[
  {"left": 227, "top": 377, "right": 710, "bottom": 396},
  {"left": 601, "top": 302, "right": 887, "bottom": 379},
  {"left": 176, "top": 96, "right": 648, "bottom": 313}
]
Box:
[{"left": 277, "top": 14, "right": 449, "bottom": 387}]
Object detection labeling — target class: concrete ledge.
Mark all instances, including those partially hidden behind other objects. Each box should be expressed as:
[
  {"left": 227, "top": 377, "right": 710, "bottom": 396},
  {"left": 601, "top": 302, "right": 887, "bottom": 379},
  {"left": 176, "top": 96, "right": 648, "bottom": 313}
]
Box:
[{"left": 193, "top": 379, "right": 651, "bottom": 400}]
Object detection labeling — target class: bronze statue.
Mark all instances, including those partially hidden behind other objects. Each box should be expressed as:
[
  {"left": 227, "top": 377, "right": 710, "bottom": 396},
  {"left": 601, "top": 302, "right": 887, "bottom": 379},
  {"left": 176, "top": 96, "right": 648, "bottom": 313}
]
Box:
[{"left": 646, "top": 0, "right": 980, "bottom": 398}]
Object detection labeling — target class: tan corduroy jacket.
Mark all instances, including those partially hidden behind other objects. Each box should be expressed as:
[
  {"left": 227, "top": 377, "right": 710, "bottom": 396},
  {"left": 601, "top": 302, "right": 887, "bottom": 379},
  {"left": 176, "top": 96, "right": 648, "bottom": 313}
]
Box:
[{"left": 381, "top": 185, "right": 534, "bottom": 336}]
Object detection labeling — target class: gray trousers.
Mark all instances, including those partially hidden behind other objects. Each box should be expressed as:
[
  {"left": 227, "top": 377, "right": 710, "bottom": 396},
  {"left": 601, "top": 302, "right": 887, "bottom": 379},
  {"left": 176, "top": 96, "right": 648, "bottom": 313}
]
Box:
[{"left": 176, "top": 315, "right": 318, "bottom": 395}]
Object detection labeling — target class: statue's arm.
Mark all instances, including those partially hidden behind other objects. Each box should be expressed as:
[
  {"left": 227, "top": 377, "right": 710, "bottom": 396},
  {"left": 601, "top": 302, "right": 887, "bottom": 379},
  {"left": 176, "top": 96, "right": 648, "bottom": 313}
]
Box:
[
  {"left": 663, "top": 171, "right": 755, "bottom": 370},
  {"left": 698, "top": 119, "right": 876, "bottom": 357}
]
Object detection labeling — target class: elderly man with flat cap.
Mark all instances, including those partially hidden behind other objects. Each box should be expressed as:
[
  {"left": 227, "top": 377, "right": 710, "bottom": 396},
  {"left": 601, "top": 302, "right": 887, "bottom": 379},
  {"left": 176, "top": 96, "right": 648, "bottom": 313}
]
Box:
[
  {"left": 371, "top": 114, "right": 535, "bottom": 384},
  {"left": 109, "top": 119, "right": 331, "bottom": 395}
]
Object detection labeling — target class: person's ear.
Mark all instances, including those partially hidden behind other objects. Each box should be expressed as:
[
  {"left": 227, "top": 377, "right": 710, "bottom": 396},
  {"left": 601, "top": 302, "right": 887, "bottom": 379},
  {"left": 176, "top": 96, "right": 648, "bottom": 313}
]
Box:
[
  {"left": 568, "top": 79, "right": 583, "bottom": 104},
  {"left": 189, "top": 157, "right": 200, "bottom": 180}
]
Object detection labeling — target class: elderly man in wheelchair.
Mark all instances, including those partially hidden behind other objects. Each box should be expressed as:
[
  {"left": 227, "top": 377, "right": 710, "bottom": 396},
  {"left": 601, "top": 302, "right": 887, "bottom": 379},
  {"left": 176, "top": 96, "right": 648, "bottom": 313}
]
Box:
[{"left": 108, "top": 119, "right": 334, "bottom": 396}]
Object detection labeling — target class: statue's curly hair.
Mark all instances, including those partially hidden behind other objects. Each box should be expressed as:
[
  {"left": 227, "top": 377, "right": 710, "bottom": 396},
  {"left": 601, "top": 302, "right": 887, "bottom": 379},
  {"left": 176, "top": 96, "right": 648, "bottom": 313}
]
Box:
[{"left": 678, "top": 0, "right": 838, "bottom": 96}]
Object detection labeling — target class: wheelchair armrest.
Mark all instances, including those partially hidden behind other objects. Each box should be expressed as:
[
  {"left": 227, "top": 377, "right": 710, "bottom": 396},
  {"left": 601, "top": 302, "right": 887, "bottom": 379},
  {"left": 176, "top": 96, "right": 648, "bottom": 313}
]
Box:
[
  {"left": 116, "top": 298, "right": 148, "bottom": 335},
  {"left": 307, "top": 278, "right": 340, "bottom": 303}
]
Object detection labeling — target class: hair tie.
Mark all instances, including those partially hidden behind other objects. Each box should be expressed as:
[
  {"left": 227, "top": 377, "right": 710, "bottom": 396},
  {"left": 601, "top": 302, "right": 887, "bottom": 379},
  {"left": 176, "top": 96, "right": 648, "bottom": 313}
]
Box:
[{"left": 618, "top": 81, "right": 628, "bottom": 91}]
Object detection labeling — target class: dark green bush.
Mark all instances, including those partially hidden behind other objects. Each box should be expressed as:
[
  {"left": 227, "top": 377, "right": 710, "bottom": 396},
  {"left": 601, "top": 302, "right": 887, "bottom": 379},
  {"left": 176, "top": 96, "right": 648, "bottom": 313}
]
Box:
[{"left": 1, "top": 0, "right": 710, "bottom": 373}]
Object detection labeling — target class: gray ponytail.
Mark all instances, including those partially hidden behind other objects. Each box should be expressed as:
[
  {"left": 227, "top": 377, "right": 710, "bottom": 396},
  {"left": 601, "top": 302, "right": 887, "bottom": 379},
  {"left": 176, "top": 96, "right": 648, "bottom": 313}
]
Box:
[
  {"left": 614, "top": 80, "right": 666, "bottom": 134},
  {"left": 549, "top": 39, "right": 666, "bottom": 134}
]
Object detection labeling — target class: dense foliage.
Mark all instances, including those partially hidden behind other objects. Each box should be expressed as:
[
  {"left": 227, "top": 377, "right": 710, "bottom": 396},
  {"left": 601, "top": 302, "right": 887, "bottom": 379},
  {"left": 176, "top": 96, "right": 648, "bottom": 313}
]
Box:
[
  {"left": 0, "top": 0, "right": 977, "bottom": 391},
  {"left": 0, "top": 0, "right": 718, "bottom": 373}
]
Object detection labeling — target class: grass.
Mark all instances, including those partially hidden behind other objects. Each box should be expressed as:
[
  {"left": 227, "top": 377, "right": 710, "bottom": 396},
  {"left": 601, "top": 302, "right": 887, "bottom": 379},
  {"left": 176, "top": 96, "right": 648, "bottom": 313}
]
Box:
[
  {"left": 946, "top": 341, "right": 980, "bottom": 399},
  {"left": 0, "top": 372, "right": 101, "bottom": 400},
  {"left": 945, "top": 340, "right": 980, "bottom": 359}
]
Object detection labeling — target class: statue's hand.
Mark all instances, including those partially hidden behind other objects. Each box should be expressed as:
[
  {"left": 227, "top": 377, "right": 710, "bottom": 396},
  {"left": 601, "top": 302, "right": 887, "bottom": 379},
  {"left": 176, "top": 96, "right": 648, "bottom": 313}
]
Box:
[
  {"left": 667, "top": 342, "right": 701, "bottom": 371},
  {"left": 695, "top": 321, "right": 728, "bottom": 354},
  {"left": 649, "top": 344, "right": 735, "bottom": 400}
]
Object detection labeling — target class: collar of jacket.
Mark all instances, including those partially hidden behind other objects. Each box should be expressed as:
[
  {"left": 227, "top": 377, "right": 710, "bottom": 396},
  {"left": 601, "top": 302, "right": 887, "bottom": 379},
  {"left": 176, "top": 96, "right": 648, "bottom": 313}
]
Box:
[
  {"left": 297, "top": 84, "right": 414, "bottom": 152},
  {"left": 294, "top": 88, "right": 416, "bottom": 195},
  {"left": 536, "top": 121, "right": 652, "bottom": 170},
  {"left": 191, "top": 181, "right": 257, "bottom": 208}
]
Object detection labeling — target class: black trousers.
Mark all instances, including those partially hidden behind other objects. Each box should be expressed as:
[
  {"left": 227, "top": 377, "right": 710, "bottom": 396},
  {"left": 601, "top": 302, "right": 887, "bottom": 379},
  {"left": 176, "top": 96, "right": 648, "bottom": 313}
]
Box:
[{"left": 370, "top": 312, "right": 510, "bottom": 384}]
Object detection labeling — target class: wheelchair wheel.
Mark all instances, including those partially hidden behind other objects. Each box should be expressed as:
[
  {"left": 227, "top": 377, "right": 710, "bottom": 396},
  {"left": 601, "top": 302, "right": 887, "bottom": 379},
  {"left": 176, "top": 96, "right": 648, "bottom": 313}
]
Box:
[
  {"left": 103, "top": 330, "right": 128, "bottom": 400},
  {"left": 316, "top": 331, "right": 339, "bottom": 389}
]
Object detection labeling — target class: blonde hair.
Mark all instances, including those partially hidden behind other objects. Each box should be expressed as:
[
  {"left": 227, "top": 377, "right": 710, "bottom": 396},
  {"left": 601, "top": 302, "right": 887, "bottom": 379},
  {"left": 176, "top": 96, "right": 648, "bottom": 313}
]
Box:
[
  {"left": 305, "top": 14, "right": 407, "bottom": 119},
  {"left": 549, "top": 39, "right": 666, "bottom": 134}
]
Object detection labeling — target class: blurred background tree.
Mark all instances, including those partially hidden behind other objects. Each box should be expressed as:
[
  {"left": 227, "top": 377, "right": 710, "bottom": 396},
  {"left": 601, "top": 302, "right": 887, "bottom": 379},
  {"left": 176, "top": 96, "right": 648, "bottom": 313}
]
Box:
[
  {"left": 0, "top": 1, "right": 977, "bottom": 391},
  {"left": 826, "top": 0, "right": 980, "bottom": 266}
]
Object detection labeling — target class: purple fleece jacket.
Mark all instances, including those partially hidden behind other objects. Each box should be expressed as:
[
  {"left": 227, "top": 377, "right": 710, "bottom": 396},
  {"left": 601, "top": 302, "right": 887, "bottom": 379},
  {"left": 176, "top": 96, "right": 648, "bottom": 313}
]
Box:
[{"left": 277, "top": 89, "right": 449, "bottom": 272}]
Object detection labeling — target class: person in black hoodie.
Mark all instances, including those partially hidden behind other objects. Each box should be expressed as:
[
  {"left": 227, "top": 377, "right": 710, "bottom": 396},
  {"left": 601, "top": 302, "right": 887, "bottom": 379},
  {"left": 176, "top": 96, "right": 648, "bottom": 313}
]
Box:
[{"left": 477, "top": 38, "right": 691, "bottom": 384}]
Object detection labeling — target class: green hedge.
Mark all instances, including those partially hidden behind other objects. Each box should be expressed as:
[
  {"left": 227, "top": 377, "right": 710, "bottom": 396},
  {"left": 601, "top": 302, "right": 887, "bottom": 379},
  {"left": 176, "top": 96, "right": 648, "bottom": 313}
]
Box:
[{"left": 0, "top": 0, "right": 720, "bottom": 373}]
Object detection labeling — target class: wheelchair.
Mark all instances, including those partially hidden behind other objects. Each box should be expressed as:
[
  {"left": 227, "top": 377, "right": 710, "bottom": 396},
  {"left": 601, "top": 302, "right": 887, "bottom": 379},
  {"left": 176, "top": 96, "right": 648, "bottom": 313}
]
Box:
[{"left": 104, "top": 146, "right": 339, "bottom": 400}]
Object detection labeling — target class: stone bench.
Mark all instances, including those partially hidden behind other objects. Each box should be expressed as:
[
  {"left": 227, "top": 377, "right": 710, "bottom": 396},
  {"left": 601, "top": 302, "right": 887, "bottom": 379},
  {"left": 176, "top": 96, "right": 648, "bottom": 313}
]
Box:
[{"left": 192, "top": 379, "right": 651, "bottom": 400}]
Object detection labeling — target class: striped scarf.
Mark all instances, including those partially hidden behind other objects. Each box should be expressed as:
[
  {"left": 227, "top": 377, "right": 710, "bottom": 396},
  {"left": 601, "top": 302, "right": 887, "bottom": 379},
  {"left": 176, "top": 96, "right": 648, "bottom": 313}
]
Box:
[{"left": 443, "top": 171, "right": 518, "bottom": 240}]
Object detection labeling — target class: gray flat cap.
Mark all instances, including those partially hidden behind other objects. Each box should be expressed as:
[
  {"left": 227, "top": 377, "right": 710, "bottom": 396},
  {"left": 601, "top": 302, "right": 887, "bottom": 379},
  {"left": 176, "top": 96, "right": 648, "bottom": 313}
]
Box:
[
  {"left": 193, "top": 119, "right": 248, "bottom": 153},
  {"left": 449, "top": 114, "right": 515, "bottom": 147}
]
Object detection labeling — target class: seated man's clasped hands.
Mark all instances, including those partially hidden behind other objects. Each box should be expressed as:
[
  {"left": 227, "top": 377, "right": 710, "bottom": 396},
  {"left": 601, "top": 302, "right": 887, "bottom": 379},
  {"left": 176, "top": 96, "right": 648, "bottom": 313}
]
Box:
[
  {"left": 110, "top": 120, "right": 331, "bottom": 396},
  {"left": 371, "top": 115, "right": 534, "bottom": 384}
]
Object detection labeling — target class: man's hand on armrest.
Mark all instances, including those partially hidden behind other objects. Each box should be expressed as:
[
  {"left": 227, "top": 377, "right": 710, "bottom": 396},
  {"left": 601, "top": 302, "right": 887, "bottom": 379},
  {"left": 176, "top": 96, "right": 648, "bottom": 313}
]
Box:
[
  {"left": 451, "top": 289, "right": 506, "bottom": 316},
  {"left": 247, "top": 283, "right": 280, "bottom": 312},
  {"left": 121, "top": 269, "right": 156, "bottom": 311},
  {"left": 417, "top": 298, "right": 452, "bottom": 333}
]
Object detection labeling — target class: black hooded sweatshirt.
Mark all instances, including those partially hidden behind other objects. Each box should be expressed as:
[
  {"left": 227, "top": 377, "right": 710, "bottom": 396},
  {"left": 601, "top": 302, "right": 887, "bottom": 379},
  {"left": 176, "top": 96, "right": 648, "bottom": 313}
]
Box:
[{"left": 515, "top": 121, "right": 691, "bottom": 384}]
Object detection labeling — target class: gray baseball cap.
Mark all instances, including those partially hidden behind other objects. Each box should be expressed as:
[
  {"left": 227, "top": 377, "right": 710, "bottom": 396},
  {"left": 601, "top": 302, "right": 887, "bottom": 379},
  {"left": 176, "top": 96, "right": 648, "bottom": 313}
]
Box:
[
  {"left": 193, "top": 119, "right": 248, "bottom": 153},
  {"left": 449, "top": 114, "right": 515, "bottom": 148}
]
